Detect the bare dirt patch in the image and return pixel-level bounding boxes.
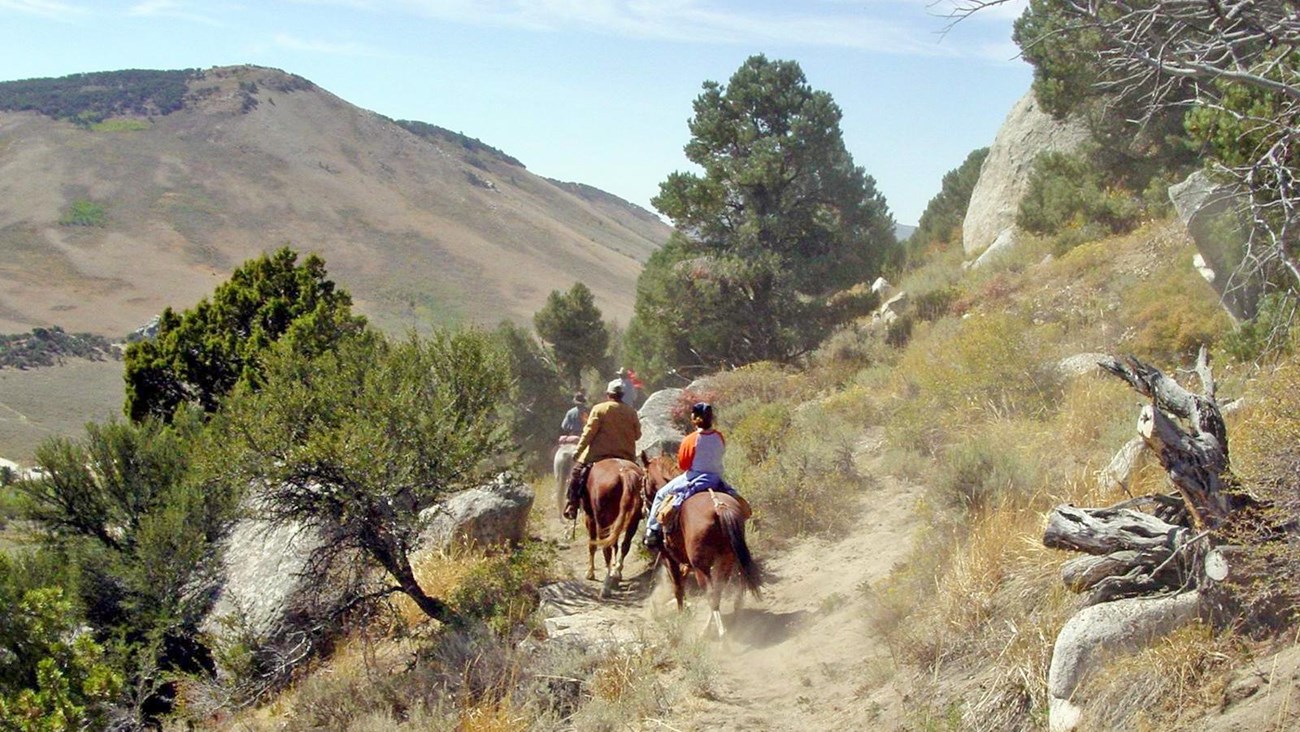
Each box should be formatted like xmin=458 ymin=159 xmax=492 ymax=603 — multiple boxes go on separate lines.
xmin=0 ymin=359 xmax=124 ymax=462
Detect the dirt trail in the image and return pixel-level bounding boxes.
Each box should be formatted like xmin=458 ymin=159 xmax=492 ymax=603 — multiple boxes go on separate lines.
xmin=543 ymin=427 xmax=924 ymax=731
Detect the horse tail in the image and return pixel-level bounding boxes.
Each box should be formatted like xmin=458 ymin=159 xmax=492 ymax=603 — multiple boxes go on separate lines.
xmin=718 ymin=504 xmax=762 ymax=599
xmin=589 ymin=469 xmax=641 ymax=549
xmin=590 ymin=505 xmax=631 ymax=549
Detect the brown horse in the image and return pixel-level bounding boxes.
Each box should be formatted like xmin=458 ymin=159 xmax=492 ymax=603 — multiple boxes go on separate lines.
xmin=579 ymin=457 xmax=646 ymax=598
xmin=642 ymin=454 xmax=762 ymax=638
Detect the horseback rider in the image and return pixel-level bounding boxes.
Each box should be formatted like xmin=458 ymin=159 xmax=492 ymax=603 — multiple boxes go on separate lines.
xmin=644 ymin=402 xmax=732 ymax=550
xmin=615 ymin=367 xmax=640 ymax=409
xmin=562 ymin=380 xmax=641 ymax=520
xmin=559 ymin=390 xmax=588 ymax=440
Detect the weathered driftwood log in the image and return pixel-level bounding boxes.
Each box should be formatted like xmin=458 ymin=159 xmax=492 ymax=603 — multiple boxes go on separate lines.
xmin=1044 ymin=505 xmax=1188 ymax=555
xmin=1099 ymin=349 xmax=1239 ymax=528
xmin=1047 ymin=503 xmax=1196 ymax=604
xmin=1047 ymin=351 xmax=1241 ymax=605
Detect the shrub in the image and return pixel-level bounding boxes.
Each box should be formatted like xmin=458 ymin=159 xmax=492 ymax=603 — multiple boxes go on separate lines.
xmin=1221 ymin=291 xmax=1296 ymax=363
xmin=1017 ymin=151 xmax=1143 ymax=242
xmin=0 ymin=573 xmax=123 ymax=732
xmin=894 ymin=312 xmax=1062 ymax=429
xmin=727 ymin=404 xmax=865 ymax=540
xmin=1119 ymin=261 xmax=1234 ymax=367
xmin=912 ymin=286 xmax=961 ymax=323
xmin=59 ymin=200 xmax=106 ymax=227
xmin=727 ymin=402 xmax=793 ymax=465
xmin=450 ymin=541 xmax=556 ymax=636
xmin=933 ymin=436 xmax=1037 ymax=519
xmin=884 ymin=313 xmax=913 ymax=349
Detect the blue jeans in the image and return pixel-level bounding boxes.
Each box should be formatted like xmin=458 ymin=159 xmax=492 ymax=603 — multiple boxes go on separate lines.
xmin=646 ymin=471 xmax=723 ymax=534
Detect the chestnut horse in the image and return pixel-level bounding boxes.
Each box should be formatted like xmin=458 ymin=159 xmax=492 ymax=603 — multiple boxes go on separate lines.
xmin=642 ymin=454 xmax=761 ymax=638
xmin=579 ymin=457 xmax=646 ymax=598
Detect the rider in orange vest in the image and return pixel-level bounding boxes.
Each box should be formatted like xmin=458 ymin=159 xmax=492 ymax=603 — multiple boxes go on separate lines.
xmin=644 ymin=402 xmax=727 ymax=550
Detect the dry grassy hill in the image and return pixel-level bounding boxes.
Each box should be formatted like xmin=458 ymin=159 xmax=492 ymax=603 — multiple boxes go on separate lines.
xmin=0 ymin=65 xmax=669 ymax=338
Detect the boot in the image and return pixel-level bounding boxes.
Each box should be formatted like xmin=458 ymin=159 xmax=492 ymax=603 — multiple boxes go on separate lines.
xmin=563 ymin=462 xmax=590 ymax=519
xmin=643 ymin=527 xmax=663 ymax=551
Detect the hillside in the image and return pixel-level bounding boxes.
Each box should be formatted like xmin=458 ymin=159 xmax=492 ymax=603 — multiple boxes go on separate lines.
xmin=0 ymin=66 xmax=669 ymax=338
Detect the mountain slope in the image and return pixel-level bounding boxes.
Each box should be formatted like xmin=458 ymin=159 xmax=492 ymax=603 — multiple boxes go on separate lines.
xmin=0 ymin=66 xmax=669 ymax=337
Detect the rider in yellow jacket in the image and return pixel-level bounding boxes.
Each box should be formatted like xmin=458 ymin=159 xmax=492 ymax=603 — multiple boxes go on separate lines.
xmin=562 ymin=379 xmax=641 ymax=519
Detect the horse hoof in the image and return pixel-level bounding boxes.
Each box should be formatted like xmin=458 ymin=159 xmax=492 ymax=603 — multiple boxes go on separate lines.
xmin=586 ymin=572 xmax=596 ymax=581
xmin=601 ymin=576 xmax=617 ymax=598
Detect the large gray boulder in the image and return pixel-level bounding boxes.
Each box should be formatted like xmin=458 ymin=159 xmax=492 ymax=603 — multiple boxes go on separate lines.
xmin=201 ymin=509 xmax=355 ymax=686
xmin=963 ymin=89 xmax=1090 ymax=257
xmin=204 ymin=516 xmax=329 ymax=646
xmin=418 ymin=472 xmax=534 ymax=553
xmin=637 ymin=388 xmax=686 ymax=460
xmin=1169 ymin=171 xmax=1257 ymax=321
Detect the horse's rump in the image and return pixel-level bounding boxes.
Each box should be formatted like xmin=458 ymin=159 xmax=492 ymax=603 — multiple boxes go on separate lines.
xmin=586 ymin=458 xmax=644 ymax=548
xmin=678 ymin=492 xmax=761 ymax=599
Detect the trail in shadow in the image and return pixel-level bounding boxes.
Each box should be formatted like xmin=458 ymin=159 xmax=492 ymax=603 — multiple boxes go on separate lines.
xmin=540 ymin=563 xmax=658 ymax=614
xmin=721 ymin=607 xmax=809 ymax=649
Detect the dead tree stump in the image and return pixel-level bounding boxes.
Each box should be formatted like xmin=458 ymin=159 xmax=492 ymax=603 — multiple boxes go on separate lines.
xmin=1045 ymin=348 xmax=1248 ymax=604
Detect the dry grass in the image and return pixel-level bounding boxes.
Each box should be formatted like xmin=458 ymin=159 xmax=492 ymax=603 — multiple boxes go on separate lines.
xmin=849 ymin=217 xmax=1265 ymax=729
xmin=1074 ymin=624 xmax=1239 ymax=731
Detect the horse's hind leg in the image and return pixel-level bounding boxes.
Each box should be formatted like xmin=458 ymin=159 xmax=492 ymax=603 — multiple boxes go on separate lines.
xmin=664 ymin=559 xmax=686 ymax=609
xmin=585 ymin=517 xmax=597 ymax=581
xmin=613 ymin=518 xmax=638 ymax=582
xmin=694 ymin=568 xmax=726 ymax=639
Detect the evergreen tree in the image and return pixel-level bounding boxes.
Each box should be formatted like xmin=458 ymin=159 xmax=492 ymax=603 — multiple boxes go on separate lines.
xmin=493 ymin=320 xmax=570 ymax=472
xmin=532 ymin=283 xmax=609 ymax=387
xmin=628 ymin=55 xmax=896 ymax=375
xmin=908 ymin=147 xmax=988 ymax=262
xmin=123 ymin=247 xmax=366 ymax=423
xmin=18 ymin=412 xmax=234 ymax=726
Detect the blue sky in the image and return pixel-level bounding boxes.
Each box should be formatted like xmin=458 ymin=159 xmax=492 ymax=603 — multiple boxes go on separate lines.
xmin=0 ymin=0 xmax=1031 ymax=225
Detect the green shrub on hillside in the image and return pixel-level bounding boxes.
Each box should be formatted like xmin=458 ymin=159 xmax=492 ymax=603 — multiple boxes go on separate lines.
xmin=450 ymin=542 xmax=555 ymax=637
xmin=0 ymin=584 xmax=122 ymax=731
xmin=934 ymin=436 xmax=1037 ymax=518
xmin=1221 ymin=292 xmax=1297 ymax=363
xmin=59 ymin=200 xmax=107 ymax=227
xmin=726 ymin=402 xmax=865 ymax=540
xmin=1017 ymin=151 xmax=1143 ymax=249
xmin=894 ymin=312 xmax=1066 ymax=449
xmin=1118 ymin=261 xmax=1234 ymax=366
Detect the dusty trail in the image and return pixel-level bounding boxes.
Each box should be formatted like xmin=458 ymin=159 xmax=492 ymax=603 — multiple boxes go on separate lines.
xmin=543 ymin=428 xmax=924 ymax=730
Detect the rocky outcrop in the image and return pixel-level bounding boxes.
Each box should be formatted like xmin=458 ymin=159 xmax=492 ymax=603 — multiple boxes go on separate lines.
xmin=1168 ymin=171 xmax=1257 ymax=321
xmin=637 ymin=388 xmax=686 ymax=459
xmin=963 ymin=89 xmax=1090 ymax=257
xmin=1056 ymin=352 xmax=1109 ymax=378
xmin=205 ymin=473 xmax=533 ymax=682
xmin=418 ymin=472 xmax=534 ymax=553
xmin=202 ymin=512 xmax=347 ymax=686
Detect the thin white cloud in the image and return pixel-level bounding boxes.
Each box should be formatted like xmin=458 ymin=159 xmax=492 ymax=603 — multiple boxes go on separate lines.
xmin=272 ymin=32 xmax=383 ymax=56
xmin=285 ymin=0 xmax=1016 ymax=58
xmin=0 ymin=0 xmax=90 ymax=20
xmin=128 ymin=0 xmax=224 ymax=25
